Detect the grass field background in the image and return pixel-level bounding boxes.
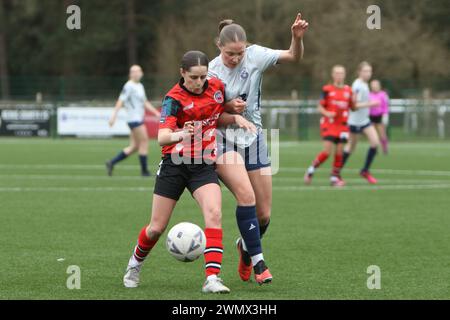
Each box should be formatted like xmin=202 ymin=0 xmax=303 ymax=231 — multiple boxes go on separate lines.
xmin=0 ymin=137 xmax=449 ymax=299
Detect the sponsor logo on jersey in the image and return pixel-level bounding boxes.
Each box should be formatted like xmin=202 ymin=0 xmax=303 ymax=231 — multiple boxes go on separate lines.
xmin=213 ymin=91 xmax=224 ymax=104
xmin=183 ymin=102 xmax=194 ymax=111
xmin=240 ymin=68 xmax=249 ymax=80
xmin=200 ymin=113 xmax=221 ymax=127
xmin=331 ymin=100 xmax=350 ymax=108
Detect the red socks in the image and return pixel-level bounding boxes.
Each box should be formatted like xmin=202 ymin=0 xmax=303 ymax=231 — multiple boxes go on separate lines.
xmin=332 ymin=153 xmax=343 ymax=176
xmin=132 ymin=226 xmax=224 ymax=277
xmin=133 ymin=226 xmax=158 ymax=263
xmin=313 ymin=151 xmax=329 ymax=168
xmin=204 ymin=228 xmax=224 ymax=277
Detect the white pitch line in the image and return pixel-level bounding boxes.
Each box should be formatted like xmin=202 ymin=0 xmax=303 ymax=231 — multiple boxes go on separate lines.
xmin=279 ymin=167 xmax=450 ymax=177
xmin=0 ymin=174 xmax=149 ymax=181
xmin=0 ymin=186 xmax=153 ymax=192
xmin=0 ymin=164 xmax=138 ymax=170
xmin=276 ymin=141 xmax=450 ymax=149
xmin=0 ymin=174 xmax=448 ymax=185
xmin=1 ymin=164 xmax=450 ymax=177
xmin=1 ymin=184 xmax=450 ymax=192
xmin=273 ymin=184 xmax=450 ymax=191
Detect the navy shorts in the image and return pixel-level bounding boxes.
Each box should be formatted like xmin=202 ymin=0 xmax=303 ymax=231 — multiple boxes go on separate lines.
xmin=127 ymin=121 xmax=144 ymax=130
xmin=349 ymin=122 xmax=372 ymax=134
xmin=217 ymin=132 xmax=271 ymax=172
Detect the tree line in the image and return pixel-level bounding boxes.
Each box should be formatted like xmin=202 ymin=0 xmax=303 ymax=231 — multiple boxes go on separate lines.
xmin=0 ymin=0 xmax=449 ymax=99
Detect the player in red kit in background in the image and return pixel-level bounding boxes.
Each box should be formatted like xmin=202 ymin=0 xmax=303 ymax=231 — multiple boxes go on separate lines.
xmin=304 ymin=65 xmax=355 ymax=187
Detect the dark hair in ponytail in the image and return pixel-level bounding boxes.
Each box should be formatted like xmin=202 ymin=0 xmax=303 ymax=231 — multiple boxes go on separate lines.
xmin=180 ymin=51 xmax=209 ymax=71
xmin=218 ymin=19 xmax=234 ymax=33
xmin=217 ymin=19 xmax=247 ymax=46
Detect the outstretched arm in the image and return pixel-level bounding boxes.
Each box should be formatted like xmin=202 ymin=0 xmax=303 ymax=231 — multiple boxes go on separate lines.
xmin=278 ymin=13 xmax=309 ymax=64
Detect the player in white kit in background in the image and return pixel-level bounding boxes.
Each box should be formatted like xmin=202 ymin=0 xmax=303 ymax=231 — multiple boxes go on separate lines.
xmin=342 ymin=61 xmax=381 ymax=184
xmin=208 ymin=14 xmax=309 ymax=283
xmin=107 ymin=65 xmax=160 ymax=177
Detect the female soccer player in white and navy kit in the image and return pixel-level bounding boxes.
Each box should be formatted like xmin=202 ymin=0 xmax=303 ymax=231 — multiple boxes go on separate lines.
xmin=208 ymin=14 xmax=308 ymax=283
xmin=107 ymin=65 xmax=160 ymax=177
xmin=342 ymin=61 xmax=381 ymax=184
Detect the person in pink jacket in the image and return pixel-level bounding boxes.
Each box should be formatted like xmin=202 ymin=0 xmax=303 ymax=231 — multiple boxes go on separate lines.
xmin=369 ymin=80 xmax=390 ymax=154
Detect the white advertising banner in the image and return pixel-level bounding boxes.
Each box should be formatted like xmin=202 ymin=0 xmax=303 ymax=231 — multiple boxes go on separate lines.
xmin=57 ymin=107 xmax=130 ymax=136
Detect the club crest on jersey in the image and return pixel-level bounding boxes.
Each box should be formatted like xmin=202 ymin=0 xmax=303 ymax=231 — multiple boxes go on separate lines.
xmin=344 ymin=92 xmax=350 ymax=99
xmin=240 ymin=69 xmax=249 ymax=80
xmin=214 ymin=91 xmax=224 ymax=104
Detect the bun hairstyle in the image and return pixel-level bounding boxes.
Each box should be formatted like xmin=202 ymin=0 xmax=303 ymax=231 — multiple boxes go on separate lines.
xmin=180 ymin=51 xmax=209 ymax=71
xmin=217 ymin=19 xmax=247 ymax=46
xmin=218 ymin=19 xmax=234 ymax=33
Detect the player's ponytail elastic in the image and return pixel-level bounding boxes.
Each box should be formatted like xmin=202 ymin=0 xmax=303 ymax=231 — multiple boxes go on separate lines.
xmin=217 ymin=19 xmax=247 ymax=46
xmin=180 ymin=51 xmax=209 ymax=71
xmin=218 ymin=19 xmax=234 ymax=33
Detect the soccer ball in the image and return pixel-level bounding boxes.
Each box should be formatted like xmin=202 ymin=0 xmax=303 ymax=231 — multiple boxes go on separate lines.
xmin=166 ymin=222 xmax=206 ymax=262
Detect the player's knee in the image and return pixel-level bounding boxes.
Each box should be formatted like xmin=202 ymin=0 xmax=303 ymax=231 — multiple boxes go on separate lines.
xmin=205 ymin=207 xmax=222 ymax=228
xmin=371 ymin=140 xmax=380 ymax=148
xmin=139 ymin=142 xmax=148 ymax=150
xmin=235 ymin=188 xmax=256 ymax=206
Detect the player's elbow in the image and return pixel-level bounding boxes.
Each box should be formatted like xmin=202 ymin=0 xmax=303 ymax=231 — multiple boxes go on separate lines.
xmin=157 ymin=133 xmax=169 ymax=146
xmin=293 ymin=53 xmax=302 ymax=63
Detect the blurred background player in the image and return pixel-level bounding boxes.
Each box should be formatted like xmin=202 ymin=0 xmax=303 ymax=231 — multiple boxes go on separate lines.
xmin=304 ymin=65 xmax=355 ymax=187
xmin=369 ymin=79 xmax=390 ymax=154
xmin=122 ymin=51 xmax=256 ymax=293
xmin=208 ymin=13 xmax=308 ymax=283
xmin=106 ymin=65 xmax=160 ymax=177
xmin=342 ymin=61 xmax=380 ymax=184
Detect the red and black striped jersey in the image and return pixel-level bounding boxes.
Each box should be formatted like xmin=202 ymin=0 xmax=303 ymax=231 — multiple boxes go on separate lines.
xmin=319 ymin=84 xmax=353 ymax=126
xmin=159 ymin=77 xmax=225 ymax=160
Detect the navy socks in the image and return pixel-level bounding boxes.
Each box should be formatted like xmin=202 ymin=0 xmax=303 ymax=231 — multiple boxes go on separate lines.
xmin=362 ymin=147 xmax=377 ymax=172
xmin=236 ymin=206 xmax=263 ymax=261
xmin=139 ymin=155 xmax=149 ymax=173
xmin=111 ymin=151 xmax=128 ymax=165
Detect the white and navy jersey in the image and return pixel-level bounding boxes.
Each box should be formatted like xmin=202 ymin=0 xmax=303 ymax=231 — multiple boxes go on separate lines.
xmin=118 ymin=80 xmax=147 ymax=123
xmin=348 ymin=78 xmax=371 ymax=126
xmin=208 ymin=45 xmax=282 ymax=148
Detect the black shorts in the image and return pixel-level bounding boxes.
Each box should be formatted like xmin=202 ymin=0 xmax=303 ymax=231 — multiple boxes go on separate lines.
xmin=349 ymin=123 xmax=372 ymax=134
xmin=323 ymin=135 xmax=348 ymax=144
xmin=153 ymin=156 xmax=220 ymax=201
xmin=370 ymin=115 xmax=383 ymax=124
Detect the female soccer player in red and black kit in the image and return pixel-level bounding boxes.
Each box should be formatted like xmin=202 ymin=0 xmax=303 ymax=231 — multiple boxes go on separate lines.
xmin=304 ymin=65 xmax=355 ymax=187
xmin=122 ymin=51 xmax=255 ymax=294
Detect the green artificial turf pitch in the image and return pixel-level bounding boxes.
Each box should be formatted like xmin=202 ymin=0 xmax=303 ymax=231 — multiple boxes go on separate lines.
xmin=0 ymin=138 xmax=449 ymax=299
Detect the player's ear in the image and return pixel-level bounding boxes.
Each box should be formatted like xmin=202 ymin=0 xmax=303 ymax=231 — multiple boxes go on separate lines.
xmin=180 ymin=68 xmax=185 ymax=78
xmin=215 ymin=37 xmax=221 ymax=49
